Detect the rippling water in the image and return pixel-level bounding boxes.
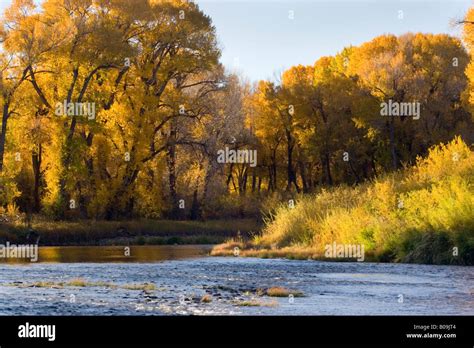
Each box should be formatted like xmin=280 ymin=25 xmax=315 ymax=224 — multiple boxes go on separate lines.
xmin=0 ymin=246 xmax=472 ymax=315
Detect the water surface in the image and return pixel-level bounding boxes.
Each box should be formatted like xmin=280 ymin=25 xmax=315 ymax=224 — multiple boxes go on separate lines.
xmin=0 ymin=245 xmax=212 ymax=263
xmin=0 ymin=246 xmax=472 ymax=315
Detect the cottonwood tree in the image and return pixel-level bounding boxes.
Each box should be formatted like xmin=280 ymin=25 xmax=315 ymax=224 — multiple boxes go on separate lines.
xmin=93 ymin=0 xmax=221 ymax=218
xmin=246 ymin=80 xmax=285 ymax=192
xmin=349 ymin=33 xmax=471 ymax=170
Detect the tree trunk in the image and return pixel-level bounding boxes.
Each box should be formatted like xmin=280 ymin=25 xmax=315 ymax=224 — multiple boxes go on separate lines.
xmin=285 ymin=130 xmax=299 ymax=192
xmin=251 ymin=168 xmax=257 ymax=193
xmin=202 ymin=155 xmax=219 ymax=219
xmin=166 ymin=130 xmax=179 ymax=219
xmin=388 ymin=117 xmax=398 ymax=170
xmin=31 ymin=144 xmax=42 ymax=212
xmin=190 ymin=189 xmax=200 ymax=220
xmin=322 ymin=152 xmax=333 ymax=186
xmin=226 ymin=163 xmax=235 ymax=191
xmin=298 ymin=160 xmax=308 ymax=193
xmin=0 ymin=102 xmax=10 ymax=172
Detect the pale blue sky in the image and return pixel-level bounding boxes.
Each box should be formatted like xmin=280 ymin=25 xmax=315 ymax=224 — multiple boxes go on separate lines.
xmin=0 ymin=0 xmax=471 ymax=82
xmin=195 ymin=0 xmax=472 ymax=82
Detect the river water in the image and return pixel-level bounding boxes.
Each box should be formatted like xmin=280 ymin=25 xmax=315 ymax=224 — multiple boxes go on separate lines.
xmin=0 ymin=246 xmax=472 ymax=315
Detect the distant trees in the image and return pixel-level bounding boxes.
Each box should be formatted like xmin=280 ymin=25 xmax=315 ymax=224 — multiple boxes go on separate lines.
xmin=349 ymin=33 xmax=470 ymax=169
xmin=0 ymin=0 xmax=473 ymax=220
xmin=246 ymin=33 xmax=473 ymax=194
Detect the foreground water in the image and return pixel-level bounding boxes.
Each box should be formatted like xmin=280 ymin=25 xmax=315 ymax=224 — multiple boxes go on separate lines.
xmin=0 ymin=246 xmax=472 ymax=315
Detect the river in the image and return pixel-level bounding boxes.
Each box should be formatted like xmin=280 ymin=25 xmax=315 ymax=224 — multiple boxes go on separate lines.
xmin=0 ymin=246 xmax=472 ymax=315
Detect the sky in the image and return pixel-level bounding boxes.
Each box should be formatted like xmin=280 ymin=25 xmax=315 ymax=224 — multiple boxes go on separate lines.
xmin=195 ymin=0 xmax=472 ymax=82
xmin=0 ymin=0 xmax=471 ymax=83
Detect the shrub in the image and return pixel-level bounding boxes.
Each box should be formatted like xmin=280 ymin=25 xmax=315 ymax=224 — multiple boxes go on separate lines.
xmin=255 ymin=137 xmax=474 ymax=265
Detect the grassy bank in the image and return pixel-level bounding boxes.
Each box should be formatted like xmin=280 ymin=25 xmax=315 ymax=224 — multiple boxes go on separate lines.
xmin=0 ymin=218 xmax=261 ymax=246
xmin=213 ymin=138 xmax=474 ymax=265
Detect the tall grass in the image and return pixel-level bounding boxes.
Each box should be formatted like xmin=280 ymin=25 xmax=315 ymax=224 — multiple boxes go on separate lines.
xmin=254 ymin=137 xmax=474 ymax=265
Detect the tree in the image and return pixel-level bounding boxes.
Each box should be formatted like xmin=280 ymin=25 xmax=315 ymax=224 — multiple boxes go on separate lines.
xmin=349 ymin=33 xmax=471 ymax=170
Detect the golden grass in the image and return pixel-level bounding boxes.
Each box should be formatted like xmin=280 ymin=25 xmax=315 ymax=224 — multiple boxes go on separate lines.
xmin=7 ymin=279 xmax=156 ymax=291
xmin=235 ymin=299 xmax=278 ymax=307
xmin=66 ymin=278 xmax=88 ymax=287
xmin=213 ymin=137 xmax=474 ymax=265
xmin=200 ymin=294 xmax=213 ymax=303
xmin=266 ymin=287 xmax=304 ymax=297
xmin=122 ymin=283 xmax=156 ymax=291
xmin=211 ymin=243 xmax=345 ymax=260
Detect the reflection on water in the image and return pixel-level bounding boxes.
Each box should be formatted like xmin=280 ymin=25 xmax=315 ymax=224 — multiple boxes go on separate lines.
xmin=0 ymin=245 xmax=213 ymax=263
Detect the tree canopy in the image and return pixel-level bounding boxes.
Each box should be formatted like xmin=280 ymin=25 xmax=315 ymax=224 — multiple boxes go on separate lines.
xmin=1 ymin=0 xmax=473 ymax=222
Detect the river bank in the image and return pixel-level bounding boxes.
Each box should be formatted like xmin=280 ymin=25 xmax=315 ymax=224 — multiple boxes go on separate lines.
xmin=0 ymin=218 xmax=260 ymax=246
xmin=215 ymin=139 xmax=474 ymax=266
